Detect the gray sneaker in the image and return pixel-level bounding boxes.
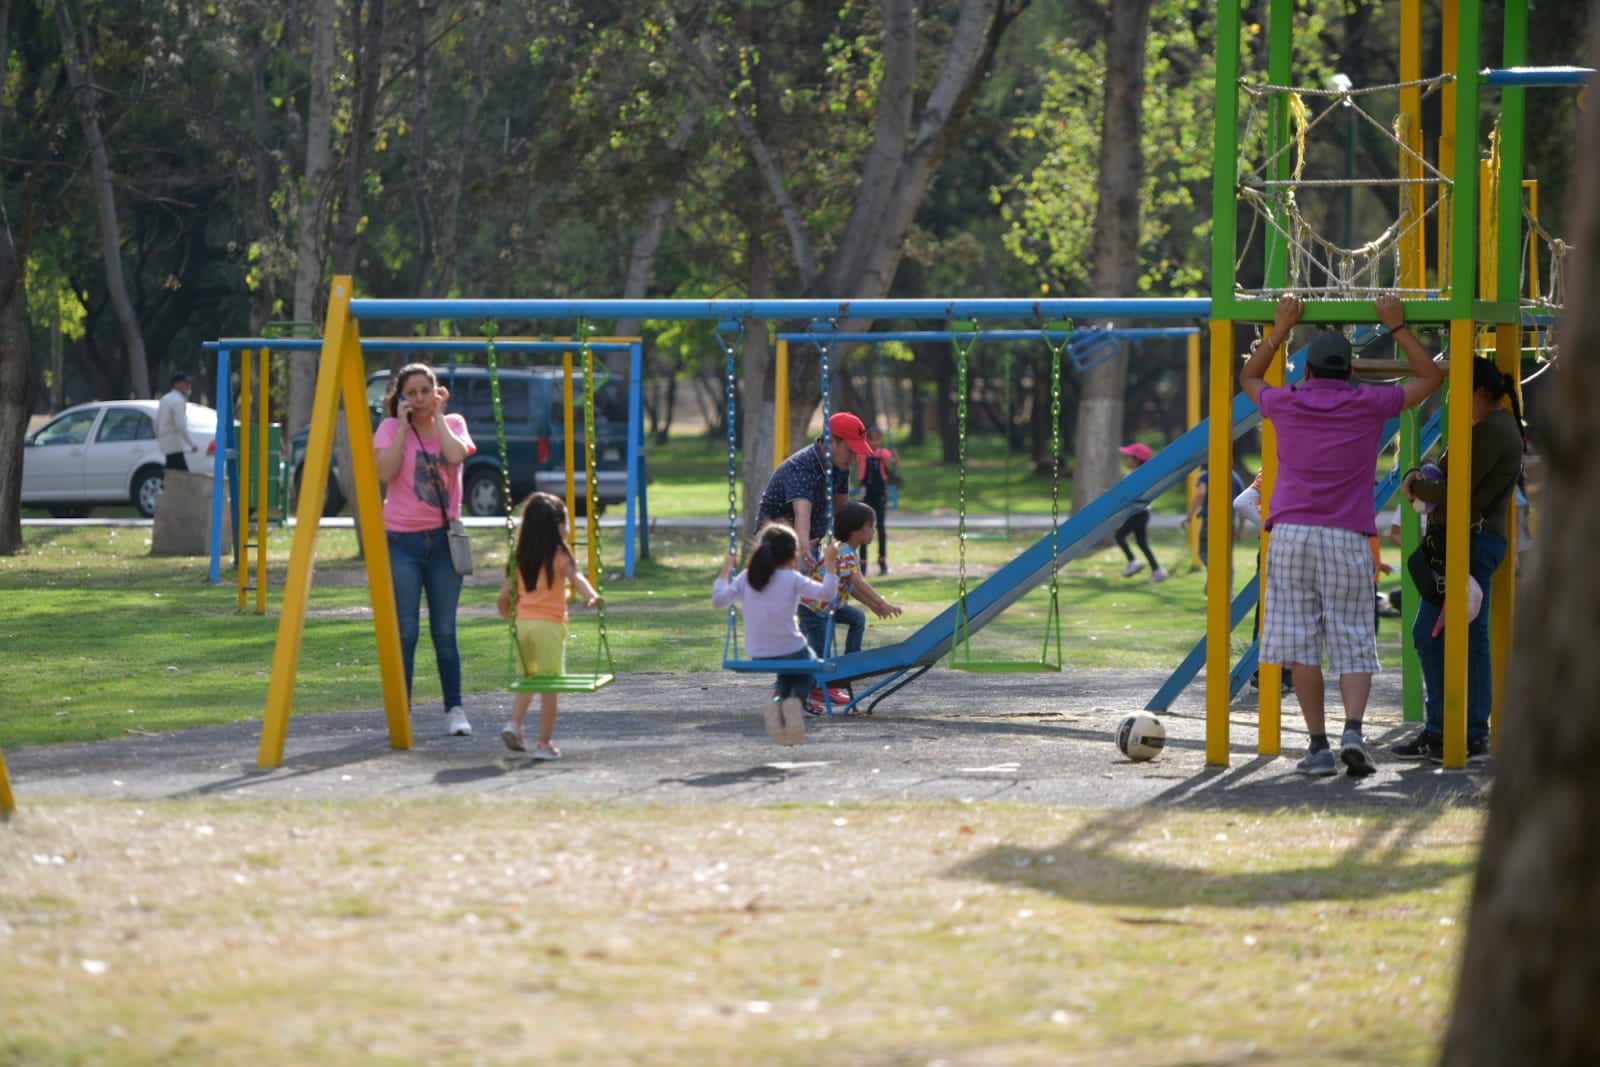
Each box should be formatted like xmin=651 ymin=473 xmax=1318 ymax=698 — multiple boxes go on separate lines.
xmin=1295 ymin=747 xmax=1338 ymax=776
xmin=1340 ymin=732 xmax=1377 ymax=777
xmin=446 ymin=706 xmax=472 ymax=737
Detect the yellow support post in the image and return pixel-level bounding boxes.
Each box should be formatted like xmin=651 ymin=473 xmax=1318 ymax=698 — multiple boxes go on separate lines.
xmin=1257 ymin=340 xmax=1285 ymax=757
xmin=1205 ymin=319 xmax=1234 ymax=767
xmin=0 ymin=744 xmax=15 ymax=819
xmin=1399 ymin=0 xmax=1426 ymax=291
xmin=773 ymin=338 xmax=791 ymax=466
xmin=1186 ymin=332 xmax=1202 ymax=567
xmin=1440 ymin=318 xmax=1475 ymax=770
xmin=256 ymin=349 xmax=270 ymax=615
xmin=237 ymin=348 xmax=254 ymax=612
xmin=259 ymin=277 xmax=411 ymax=768
xmin=1525 ymin=179 xmax=1541 ymax=349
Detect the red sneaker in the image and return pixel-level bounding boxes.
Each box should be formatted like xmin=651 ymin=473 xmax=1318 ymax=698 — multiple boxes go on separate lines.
xmin=827 ymin=687 xmax=852 ymax=706
xmin=810 ymin=687 xmax=851 ymax=708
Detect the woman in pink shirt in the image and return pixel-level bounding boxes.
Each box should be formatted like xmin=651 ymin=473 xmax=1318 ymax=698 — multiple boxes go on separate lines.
xmin=374 ymin=363 xmax=477 ymax=738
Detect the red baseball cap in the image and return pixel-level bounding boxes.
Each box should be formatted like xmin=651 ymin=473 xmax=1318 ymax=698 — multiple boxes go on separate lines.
xmin=828 ymin=412 xmax=873 ymax=456
xmin=1119 ymin=442 xmax=1153 ymax=462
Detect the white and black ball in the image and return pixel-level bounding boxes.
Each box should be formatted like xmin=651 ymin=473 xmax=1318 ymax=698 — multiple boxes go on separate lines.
xmin=1115 ymin=713 xmax=1166 ymax=762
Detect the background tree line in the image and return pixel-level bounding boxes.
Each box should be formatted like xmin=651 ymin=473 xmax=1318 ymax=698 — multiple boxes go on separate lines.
xmin=0 ymin=0 xmax=1587 ymax=546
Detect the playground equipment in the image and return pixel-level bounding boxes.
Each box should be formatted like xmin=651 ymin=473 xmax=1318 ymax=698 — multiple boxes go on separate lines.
xmin=719 ymin=316 xmax=842 ymax=678
xmin=948 ymin=320 xmax=1066 ymax=674
xmin=258 ymin=289 xmax=1212 ymax=767
xmin=1205 ymin=0 xmax=1583 ymax=769
xmin=483 ymin=327 xmax=617 ymax=694
xmin=0 ymin=745 xmax=14 ymax=820
xmin=203 ymin=335 xmax=651 ymax=608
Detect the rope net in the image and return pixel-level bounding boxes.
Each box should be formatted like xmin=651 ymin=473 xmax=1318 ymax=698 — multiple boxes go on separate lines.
xmin=1233 ymin=75 xmax=1454 ymax=300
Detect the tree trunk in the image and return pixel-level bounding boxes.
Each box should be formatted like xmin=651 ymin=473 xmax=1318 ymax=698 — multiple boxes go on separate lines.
xmin=0 ymin=0 xmax=25 ymax=553
xmin=289 ymin=0 xmax=337 ymax=446
xmin=1441 ymin=10 xmax=1600 ymax=1059
xmin=0 ymin=190 xmax=30 ymax=556
xmin=738 ymin=231 xmax=775 ymax=541
xmin=55 ymin=0 xmax=149 ymax=398
xmin=431 ymin=0 xmax=497 ymax=301
xmin=1070 ymin=0 xmax=1152 ymax=514
xmin=404 ymin=0 xmax=437 ymax=306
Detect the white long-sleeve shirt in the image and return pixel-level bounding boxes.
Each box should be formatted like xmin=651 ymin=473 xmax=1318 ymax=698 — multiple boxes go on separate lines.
xmin=155 ymin=389 xmax=197 ymax=454
xmin=713 ymin=568 xmax=838 ymax=658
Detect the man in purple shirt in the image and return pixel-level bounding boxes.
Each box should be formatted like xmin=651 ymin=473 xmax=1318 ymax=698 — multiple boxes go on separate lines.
xmin=1240 ymin=295 xmax=1444 ymax=777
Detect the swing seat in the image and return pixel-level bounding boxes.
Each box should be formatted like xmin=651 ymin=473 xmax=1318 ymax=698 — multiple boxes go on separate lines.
xmin=949 ymin=659 xmax=1062 ymax=674
xmin=722 ymin=656 xmax=837 ymax=675
xmin=508 ymin=672 xmax=615 ymax=694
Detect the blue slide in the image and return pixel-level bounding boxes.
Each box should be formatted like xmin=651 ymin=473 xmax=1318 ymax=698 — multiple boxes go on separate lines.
xmin=817 ymin=378 xmax=1279 ymax=712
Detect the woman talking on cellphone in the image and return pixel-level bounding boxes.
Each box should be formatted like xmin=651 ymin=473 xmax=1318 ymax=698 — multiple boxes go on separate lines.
xmin=374 ymin=363 xmax=477 ymax=737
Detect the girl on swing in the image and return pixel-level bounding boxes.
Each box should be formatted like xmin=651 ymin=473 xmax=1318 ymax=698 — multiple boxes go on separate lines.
xmin=714 ymin=523 xmax=838 ymax=746
xmin=498 ymin=492 xmax=600 ymax=759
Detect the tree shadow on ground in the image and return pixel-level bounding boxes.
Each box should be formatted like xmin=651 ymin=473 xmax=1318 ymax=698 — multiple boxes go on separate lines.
xmin=949 ymin=784 xmax=1476 ymax=909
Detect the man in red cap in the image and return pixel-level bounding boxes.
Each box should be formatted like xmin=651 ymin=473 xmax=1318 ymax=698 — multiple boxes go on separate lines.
xmin=1113 ymin=442 xmax=1168 ymax=582
xmin=757 ymin=411 xmax=871 ymax=708
xmin=757 ymin=411 xmax=870 ymax=560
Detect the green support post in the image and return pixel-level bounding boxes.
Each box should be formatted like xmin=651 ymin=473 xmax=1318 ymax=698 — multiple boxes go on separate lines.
xmin=1211 ymin=0 xmax=1241 ymax=307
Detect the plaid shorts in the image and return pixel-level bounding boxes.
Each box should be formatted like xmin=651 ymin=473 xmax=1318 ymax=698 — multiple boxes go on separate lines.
xmin=1262 ymin=524 xmax=1380 ymax=676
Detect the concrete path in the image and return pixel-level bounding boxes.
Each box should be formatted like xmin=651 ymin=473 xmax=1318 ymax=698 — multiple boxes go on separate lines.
xmin=8 ymin=669 xmax=1488 ymax=811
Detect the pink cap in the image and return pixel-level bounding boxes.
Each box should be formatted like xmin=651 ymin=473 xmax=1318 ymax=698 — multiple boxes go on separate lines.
xmin=1119 ymin=442 xmax=1154 ymax=463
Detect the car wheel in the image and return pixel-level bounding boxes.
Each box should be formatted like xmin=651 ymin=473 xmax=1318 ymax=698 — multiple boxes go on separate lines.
xmin=464 ymin=468 xmax=504 ymax=518
xmin=132 ymin=465 xmax=166 ymax=518
xmin=293 ymin=463 xmax=346 ymax=517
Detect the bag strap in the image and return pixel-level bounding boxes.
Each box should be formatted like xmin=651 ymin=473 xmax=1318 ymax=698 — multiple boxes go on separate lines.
xmin=412 ymin=424 xmax=453 ymax=528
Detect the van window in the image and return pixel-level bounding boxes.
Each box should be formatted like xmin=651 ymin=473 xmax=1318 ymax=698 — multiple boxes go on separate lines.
xmin=456 ymin=376 xmax=530 ymax=427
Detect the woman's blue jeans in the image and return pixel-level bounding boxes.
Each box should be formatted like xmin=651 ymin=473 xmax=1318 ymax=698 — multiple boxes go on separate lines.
xmin=388 ymin=526 xmax=464 ymax=709
xmin=1412 ymin=530 xmax=1507 ymax=743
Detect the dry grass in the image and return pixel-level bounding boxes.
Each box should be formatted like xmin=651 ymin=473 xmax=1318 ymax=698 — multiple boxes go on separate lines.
xmin=1 ymin=798 xmax=1478 ymax=1066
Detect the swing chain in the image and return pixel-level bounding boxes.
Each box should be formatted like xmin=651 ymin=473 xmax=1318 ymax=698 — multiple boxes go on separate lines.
xmin=577 ymin=319 xmax=613 ymax=671
xmin=481 ymin=320 xmax=525 ymax=680
xmin=716 ymin=319 xmax=746 ymax=556
xmin=811 ymin=319 xmax=837 ymax=554
xmin=1043 ymin=318 xmax=1069 ymax=668
xmin=950 ymin=321 xmax=980 ymax=652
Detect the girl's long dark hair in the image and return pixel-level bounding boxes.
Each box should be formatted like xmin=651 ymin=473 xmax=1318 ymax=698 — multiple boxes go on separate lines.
xmin=747 ymin=523 xmax=798 ymax=592
xmin=383 ymin=363 xmax=437 ymax=418
xmin=516 ymin=492 xmax=571 ymax=592
xmin=1472 ymin=357 xmax=1528 ymax=450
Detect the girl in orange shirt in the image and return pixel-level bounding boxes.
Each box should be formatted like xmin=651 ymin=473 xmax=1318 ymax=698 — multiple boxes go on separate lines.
xmin=497 ymin=492 xmax=599 ymax=759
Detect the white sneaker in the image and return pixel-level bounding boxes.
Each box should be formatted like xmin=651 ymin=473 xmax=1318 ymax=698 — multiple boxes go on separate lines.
xmin=763 ymin=698 xmax=785 ymax=744
xmin=1149 ymin=568 xmax=1170 ymax=584
xmin=779 ymin=696 xmax=806 ymax=746
xmin=1122 ymin=559 xmax=1146 ymax=578
xmin=446 ymin=706 xmax=472 ymax=736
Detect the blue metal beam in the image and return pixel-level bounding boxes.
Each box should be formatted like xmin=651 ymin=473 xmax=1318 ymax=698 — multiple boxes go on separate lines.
xmin=345 ymin=298 xmax=1214 ymax=323
xmin=203 ymin=338 xmax=634 ymax=353
xmin=1481 ymin=65 xmax=1592 ymax=87
xmin=774 ymin=328 xmax=1201 ymax=343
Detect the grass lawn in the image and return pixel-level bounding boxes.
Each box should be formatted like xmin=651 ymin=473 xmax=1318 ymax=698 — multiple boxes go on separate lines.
xmin=0 ymin=797 xmax=1478 ymax=1065
xmin=0 ymin=523 xmax=1411 ymax=748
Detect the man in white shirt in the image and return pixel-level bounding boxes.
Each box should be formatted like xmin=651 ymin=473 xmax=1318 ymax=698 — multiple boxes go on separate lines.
xmin=155 ymin=372 xmax=199 ymax=471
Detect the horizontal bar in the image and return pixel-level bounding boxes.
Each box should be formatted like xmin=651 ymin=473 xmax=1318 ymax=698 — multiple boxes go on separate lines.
xmin=774 ymin=327 xmax=1201 ymax=343
xmin=203 ymin=338 xmax=633 ymax=353
xmin=1482 ymin=65 xmax=1593 ymax=87
xmin=345 ymin=297 xmax=1214 ymax=322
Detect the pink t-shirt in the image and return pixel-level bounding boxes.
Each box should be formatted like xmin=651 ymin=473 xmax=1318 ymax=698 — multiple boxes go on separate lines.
xmin=373 ymin=414 xmax=476 ymax=532
xmin=1257 ymin=380 xmax=1403 ymax=535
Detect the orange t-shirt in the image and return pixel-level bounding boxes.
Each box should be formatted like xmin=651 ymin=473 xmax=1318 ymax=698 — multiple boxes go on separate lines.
xmin=515 ymin=561 xmax=568 ymax=623
xmin=1368 ymin=535 xmax=1384 ymax=583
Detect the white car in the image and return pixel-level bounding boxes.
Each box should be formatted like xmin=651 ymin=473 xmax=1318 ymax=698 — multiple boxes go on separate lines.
xmin=22 ymin=400 xmax=218 ymax=518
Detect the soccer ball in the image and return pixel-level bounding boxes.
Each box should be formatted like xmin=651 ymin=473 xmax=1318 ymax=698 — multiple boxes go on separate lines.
xmin=1115 ymin=713 xmax=1166 ymax=762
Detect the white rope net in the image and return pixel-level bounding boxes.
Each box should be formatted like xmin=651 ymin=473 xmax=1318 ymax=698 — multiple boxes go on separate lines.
xmin=1233 ymin=75 xmax=1454 ymax=300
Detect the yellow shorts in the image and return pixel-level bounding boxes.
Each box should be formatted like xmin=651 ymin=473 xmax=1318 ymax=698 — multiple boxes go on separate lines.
xmin=514 ymin=619 xmax=568 ymax=676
